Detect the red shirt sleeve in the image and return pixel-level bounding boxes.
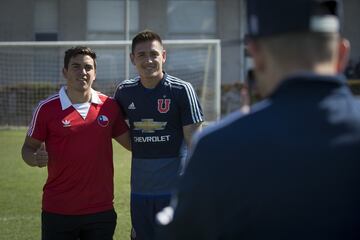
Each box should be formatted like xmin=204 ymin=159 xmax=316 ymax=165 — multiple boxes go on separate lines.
xmin=111 ymin=101 xmax=129 ymax=138
xmin=27 ymin=102 xmax=48 ymax=141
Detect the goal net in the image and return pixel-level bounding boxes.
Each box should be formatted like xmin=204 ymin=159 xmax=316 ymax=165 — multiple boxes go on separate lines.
xmin=0 ymin=40 xmax=221 ymax=127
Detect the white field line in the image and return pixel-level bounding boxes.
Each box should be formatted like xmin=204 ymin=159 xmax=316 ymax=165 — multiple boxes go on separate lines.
xmin=0 ymin=215 xmax=37 ymax=221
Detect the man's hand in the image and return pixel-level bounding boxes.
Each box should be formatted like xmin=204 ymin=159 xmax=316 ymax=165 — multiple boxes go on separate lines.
xmin=33 ymin=143 xmax=48 ymax=168
xmin=22 ymin=137 xmax=48 ymax=168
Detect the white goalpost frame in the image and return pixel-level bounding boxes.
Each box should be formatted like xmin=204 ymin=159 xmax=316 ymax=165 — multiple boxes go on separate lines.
xmin=0 ymin=39 xmax=221 ymax=127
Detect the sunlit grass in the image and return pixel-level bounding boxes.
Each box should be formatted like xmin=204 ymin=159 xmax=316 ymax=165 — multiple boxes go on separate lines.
xmin=0 ymin=129 xmax=132 ymax=239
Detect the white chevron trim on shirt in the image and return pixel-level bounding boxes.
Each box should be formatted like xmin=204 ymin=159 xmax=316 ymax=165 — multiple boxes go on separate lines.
xmin=27 ymin=94 xmax=59 ymax=136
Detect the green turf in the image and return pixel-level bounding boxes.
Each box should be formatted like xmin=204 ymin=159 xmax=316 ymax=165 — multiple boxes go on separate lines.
xmin=0 ymin=129 xmax=132 ymax=239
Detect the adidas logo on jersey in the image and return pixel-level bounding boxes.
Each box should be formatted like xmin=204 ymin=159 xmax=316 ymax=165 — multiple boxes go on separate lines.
xmin=128 ymin=102 xmax=136 ymax=110
xmin=62 ymin=119 xmax=71 ymax=127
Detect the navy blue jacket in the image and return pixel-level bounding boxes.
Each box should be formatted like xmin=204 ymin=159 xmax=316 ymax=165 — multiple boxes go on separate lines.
xmin=157 ymin=73 xmax=360 ymax=240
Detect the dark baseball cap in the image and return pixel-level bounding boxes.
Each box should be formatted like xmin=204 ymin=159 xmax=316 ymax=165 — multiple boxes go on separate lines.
xmin=246 ymin=0 xmax=342 ymax=38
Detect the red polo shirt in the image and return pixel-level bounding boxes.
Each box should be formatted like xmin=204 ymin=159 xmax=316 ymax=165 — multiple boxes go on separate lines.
xmin=27 ymin=87 xmax=128 ymax=215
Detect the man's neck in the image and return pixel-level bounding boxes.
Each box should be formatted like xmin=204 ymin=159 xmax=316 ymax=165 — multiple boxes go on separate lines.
xmin=141 ymin=78 xmax=162 ymax=89
xmin=140 ymin=74 xmax=163 ymax=89
xmin=66 ymin=88 xmax=92 ymax=104
xmin=263 ymin=61 xmax=337 ymax=97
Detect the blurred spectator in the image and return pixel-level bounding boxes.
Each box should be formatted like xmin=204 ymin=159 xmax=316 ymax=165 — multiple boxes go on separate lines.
xmin=345 ymin=57 xmax=360 ymax=79
xmin=222 ymin=82 xmax=250 ymax=115
xmin=240 ymin=84 xmax=251 ymax=114
xmin=247 ymin=69 xmax=262 ymax=104
xmin=344 ymin=59 xmax=355 ymax=79
xmin=355 ymin=58 xmax=360 ymax=79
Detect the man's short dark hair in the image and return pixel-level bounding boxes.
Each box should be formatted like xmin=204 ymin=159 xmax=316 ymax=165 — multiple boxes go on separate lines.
xmin=131 ymin=30 xmax=163 ymax=53
xmin=64 ymin=46 xmax=97 ymax=69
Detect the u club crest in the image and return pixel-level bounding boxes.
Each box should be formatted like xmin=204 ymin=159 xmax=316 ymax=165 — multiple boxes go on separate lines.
xmin=157 ymin=99 xmax=171 ymax=113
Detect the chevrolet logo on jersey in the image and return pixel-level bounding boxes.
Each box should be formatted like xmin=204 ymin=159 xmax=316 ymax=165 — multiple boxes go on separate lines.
xmin=133 ymin=119 xmax=167 ymax=133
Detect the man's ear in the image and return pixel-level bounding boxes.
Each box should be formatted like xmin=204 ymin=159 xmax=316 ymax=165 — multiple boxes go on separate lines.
xmin=130 ymin=53 xmax=135 ymax=65
xmin=62 ymin=68 xmax=67 ymax=79
xmin=337 ymin=38 xmax=350 ymax=73
xmin=247 ymin=40 xmax=265 ymax=72
xmin=162 ymin=49 xmax=167 ymax=64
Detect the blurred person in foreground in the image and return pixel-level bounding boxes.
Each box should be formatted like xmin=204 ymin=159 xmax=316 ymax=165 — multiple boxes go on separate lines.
xmin=21 ymin=46 xmax=131 ymax=240
xmin=156 ymin=0 xmax=360 ymax=239
xmin=114 ymin=30 xmax=203 ymax=240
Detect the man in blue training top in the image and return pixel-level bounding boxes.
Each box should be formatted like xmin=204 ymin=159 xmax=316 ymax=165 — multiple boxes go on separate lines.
xmin=156 ymin=0 xmax=360 ymax=239
xmin=114 ymin=30 xmax=203 ymax=240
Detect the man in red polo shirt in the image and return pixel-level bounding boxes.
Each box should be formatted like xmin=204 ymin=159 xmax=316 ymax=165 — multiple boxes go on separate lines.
xmin=21 ymin=46 xmax=131 ymax=240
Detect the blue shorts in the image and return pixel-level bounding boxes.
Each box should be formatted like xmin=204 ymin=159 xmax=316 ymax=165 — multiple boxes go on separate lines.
xmin=130 ymin=194 xmax=171 ymax=240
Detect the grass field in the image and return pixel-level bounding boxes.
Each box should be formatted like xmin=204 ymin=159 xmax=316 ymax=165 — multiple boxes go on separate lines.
xmin=0 ymin=129 xmax=132 ymax=239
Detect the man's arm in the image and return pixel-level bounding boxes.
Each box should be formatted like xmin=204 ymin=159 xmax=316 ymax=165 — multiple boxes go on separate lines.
xmin=114 ymin=130 xmax=131 ymax=151
xmin=21 ymin=136 xmax=48 ymax=167
xmin=182 ymin=122 xmax=202 ymax=147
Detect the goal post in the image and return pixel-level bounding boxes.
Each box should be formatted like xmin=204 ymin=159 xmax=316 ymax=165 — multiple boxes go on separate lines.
xmin=0 ymin=40 xmax=221 ymax=127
